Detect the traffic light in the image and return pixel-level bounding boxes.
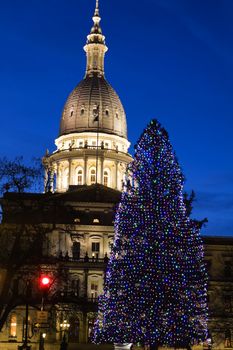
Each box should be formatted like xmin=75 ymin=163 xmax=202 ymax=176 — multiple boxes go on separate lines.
xmin=40 ymin=276 xmax=50 ymax=287
xmin=39 ymin=275 xmax=51 ymax=297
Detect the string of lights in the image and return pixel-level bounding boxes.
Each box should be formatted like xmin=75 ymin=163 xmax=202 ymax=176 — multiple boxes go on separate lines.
xmin=93 ymin=119 xmax=208 ymax=347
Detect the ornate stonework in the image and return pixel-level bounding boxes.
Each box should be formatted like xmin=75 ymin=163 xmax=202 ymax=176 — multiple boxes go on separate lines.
xmin=43 ymin=0 xmax=131 ymax=193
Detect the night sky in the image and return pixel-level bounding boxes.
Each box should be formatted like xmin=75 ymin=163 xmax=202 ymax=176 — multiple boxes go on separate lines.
xmin=0 ymin=0 xmax=232 ymax=236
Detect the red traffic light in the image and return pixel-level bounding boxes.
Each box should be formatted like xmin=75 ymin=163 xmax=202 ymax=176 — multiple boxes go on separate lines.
xmin=39 ymin=276 xmax=51 ymax=288
xmin=41 ymin=277 xmax=50 ymax=286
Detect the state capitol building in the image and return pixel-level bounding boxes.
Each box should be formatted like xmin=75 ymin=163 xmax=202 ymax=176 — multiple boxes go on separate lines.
xmin=0 ymin=1 xmax=232 ymax=350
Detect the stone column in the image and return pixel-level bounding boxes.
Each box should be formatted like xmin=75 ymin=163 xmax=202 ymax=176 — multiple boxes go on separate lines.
xmin=56 ymin=162 xmax=60 ymax=192
xmin=100 ymin=157 xmax=104 ymax=185
xmin=103 ymin=233 xmax=108 ymax=255
xmin=114 ymin=161 xmax=119 ymax=190
xmin=69 ymin=160 xmax=72 ymax=186
xmin=49 ymin=167 xmax=55 ymax=192
xmin=84 ymin=270 xmax=88 ymax=298
xmin=84 ymin=156 xmax=88 ymax=185
xmin=44 ymin=168 xmax=48 ymax=193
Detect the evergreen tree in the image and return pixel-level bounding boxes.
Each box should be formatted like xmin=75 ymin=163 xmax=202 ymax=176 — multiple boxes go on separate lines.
xmin=93 ymin=120 xmax=208 ymax=347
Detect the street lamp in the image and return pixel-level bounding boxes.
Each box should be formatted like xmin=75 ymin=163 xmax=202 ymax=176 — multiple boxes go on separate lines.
xmin=39 ymin=333 xmax=46 ymax=350
xmin=60 ymin=319 xmax=70 ymax=335
xmin=60 ymin=320 xmax=70 ymax=349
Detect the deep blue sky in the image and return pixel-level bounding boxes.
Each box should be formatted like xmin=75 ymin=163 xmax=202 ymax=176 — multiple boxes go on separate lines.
xmin=0 ymin=0 xmax=232 ymax=236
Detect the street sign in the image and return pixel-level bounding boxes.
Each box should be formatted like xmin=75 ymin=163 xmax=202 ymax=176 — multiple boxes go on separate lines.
xmin=36 ymin=311 xmax=48 ymax=323
xmin=34 ymin=322 xmax=50 ymax=329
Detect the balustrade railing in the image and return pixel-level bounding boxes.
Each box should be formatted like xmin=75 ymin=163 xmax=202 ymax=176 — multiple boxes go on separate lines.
xmin=52 ymin=144 xmax=129 ymax=156
xmin=58 ymin=256 xmax=109 ymax=264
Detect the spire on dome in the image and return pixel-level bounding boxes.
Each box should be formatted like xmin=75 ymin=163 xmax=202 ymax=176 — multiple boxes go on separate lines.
xmin=91 ymin=0 xmax=101 ymax=33
xmin=94 ymin=0 xmax=99 ymax=17
xmin=84 ymin=0 xmax=108 ymax=77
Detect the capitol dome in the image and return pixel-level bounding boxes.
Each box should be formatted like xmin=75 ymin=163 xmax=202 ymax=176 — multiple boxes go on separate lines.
xmin=59 ymin=75 xmax=127 ymax=139
xmin=59 ymin=1 xmax=127 ymax=140
xmin=43 ymin=0 xmax=132 ymax=194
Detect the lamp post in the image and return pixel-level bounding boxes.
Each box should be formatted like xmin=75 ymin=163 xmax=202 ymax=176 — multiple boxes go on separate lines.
xmin=39 ymin=333 xmax=46 ymax=350
xmin=19 ymin=280 xmax=31 ymax=350
xmin=60 ymin=320 xmax=70 ymax=350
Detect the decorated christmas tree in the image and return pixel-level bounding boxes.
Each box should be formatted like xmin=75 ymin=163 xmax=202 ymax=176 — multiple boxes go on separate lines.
xmin=93 ymin=120 xmax=208 ymax=348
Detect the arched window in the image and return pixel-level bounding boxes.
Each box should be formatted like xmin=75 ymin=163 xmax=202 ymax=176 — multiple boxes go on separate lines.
xmin=76 ymin=168 xmax=83 ymax=185
xmin=70 ymin=105 xmax=74 ymax=117
xmin=90 ymin=168 xmax=96 ymax=184
xmin=9 ymin=314 xmax=17 ymax=338
xmin=103 ymin=169 xmax=110 ymax=187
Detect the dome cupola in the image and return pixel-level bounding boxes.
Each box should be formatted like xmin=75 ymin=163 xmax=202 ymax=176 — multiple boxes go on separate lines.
xmin=59 ymin=0 xmax=127 ymax=140
xmin=44 ymin=1 xmax=132 ymax=193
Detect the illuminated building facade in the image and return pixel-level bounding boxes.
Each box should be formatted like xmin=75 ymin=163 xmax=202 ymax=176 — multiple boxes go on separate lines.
xmin=0 ymin=2 xmax=232 ymax=350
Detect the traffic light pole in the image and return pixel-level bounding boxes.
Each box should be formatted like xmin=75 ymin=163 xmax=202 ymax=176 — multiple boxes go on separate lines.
xmin=38 ymin=276 xmax=51 ymax=350
xmin=19 ymin=280 xmax=31 ymax=350
xmin=24 ymin=298 xmax=29 ymax=347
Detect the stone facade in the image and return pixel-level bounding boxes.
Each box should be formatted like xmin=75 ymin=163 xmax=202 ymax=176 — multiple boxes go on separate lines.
xmin=204 ymin=237 xmax=233 ymax=350
xmin=0 ymin=190 xmax=232 ymax=350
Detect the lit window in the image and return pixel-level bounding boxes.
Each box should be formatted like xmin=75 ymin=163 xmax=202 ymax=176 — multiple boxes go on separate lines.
xmin=103 ymin=170 xmax=109 ymax=187
xmin=10 ymin=315 xmax=17 ymax=337
xmin=92 ymin=242 xmax=100 ymax=259
xmin=90 ymin=169 xmax=96 ymax=184
xmin=92 ymin=242 xmax=100 ymax=252
xmin=77 ymin=169 xmax=83 ymax=185
xmin=93 ymin=218 xmax=99 ymax=223
xmin=90 ymin=282 xmax=98 ymax=299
